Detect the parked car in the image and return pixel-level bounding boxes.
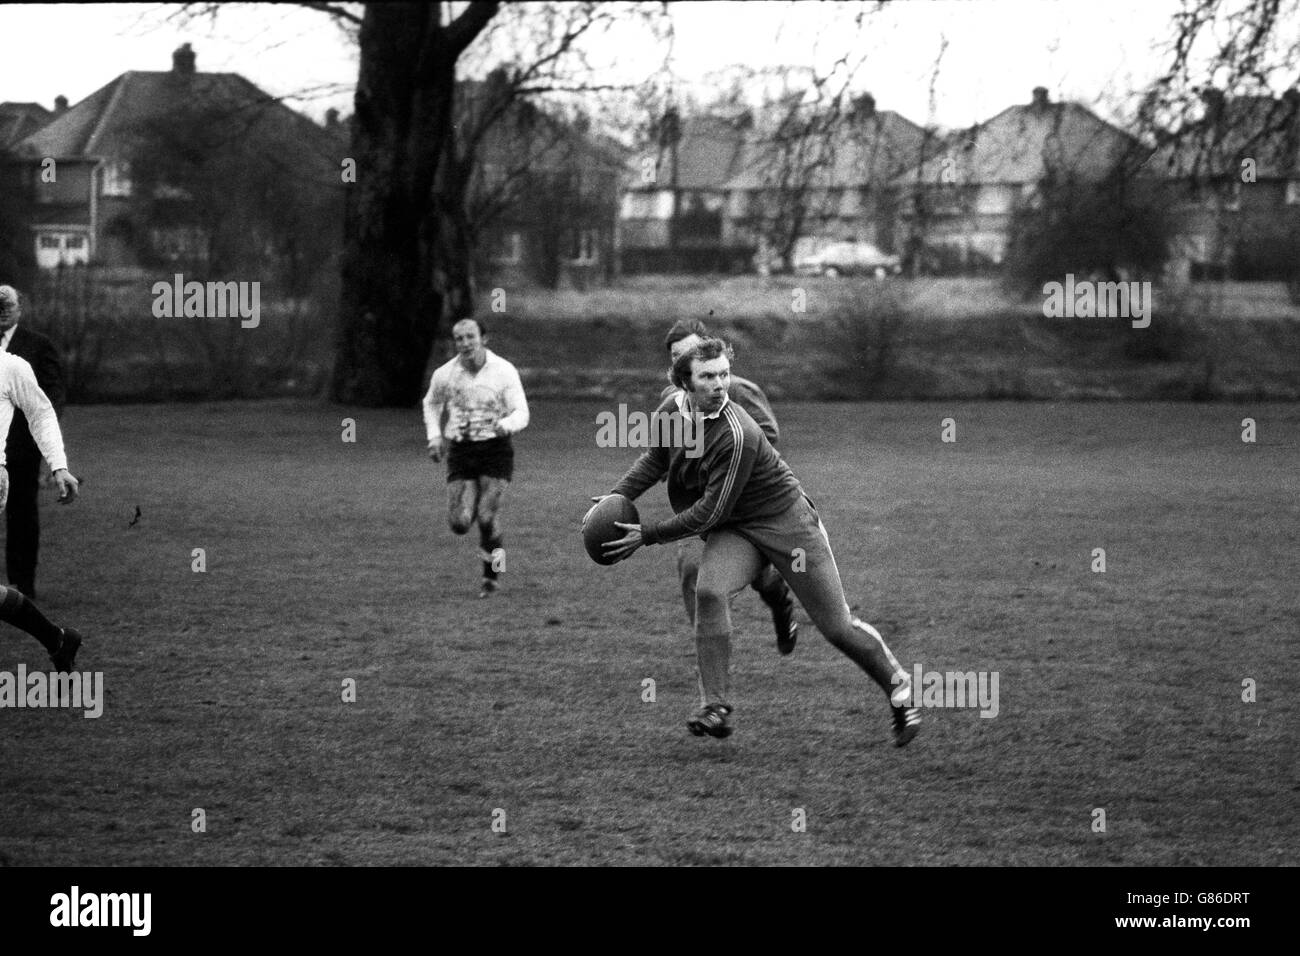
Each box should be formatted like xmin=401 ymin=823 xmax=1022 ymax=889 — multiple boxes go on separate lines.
xmin=794 ymin=241 xmax=902 ymax=278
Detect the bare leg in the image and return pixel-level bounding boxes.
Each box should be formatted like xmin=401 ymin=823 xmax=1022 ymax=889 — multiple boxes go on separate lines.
xmin=474 ymin=477 xmax=509 ymax=580
xmin=447 ymin=479 xmax=477 ymax=535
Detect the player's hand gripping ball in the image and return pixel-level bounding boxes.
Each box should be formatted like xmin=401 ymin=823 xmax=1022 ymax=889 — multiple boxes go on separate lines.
xmin=582 ymin=494 xmax=639 ymax=565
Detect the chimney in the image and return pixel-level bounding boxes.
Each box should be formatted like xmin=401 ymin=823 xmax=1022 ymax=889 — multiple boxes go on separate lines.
xmin=54 ymin=95 xmax=68 ymax=114
xmin=173 ymin=42 xmax=196 ymax=75
xmin=1031 ymin=86 xmax=1049 ymax=110
xmin=325 ymin=108 xmax=339 ymax=130
xmin=853 ymin=93 xmax=877 ymax=120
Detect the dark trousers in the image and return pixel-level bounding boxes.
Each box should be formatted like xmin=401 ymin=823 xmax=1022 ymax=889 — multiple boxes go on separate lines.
xmin=4 ymin=452 xmax=41 ymax=598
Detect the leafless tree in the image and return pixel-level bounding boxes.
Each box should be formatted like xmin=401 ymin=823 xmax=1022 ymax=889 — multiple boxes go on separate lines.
xmin=1133 ymin=0 xmax=1300 ymax=293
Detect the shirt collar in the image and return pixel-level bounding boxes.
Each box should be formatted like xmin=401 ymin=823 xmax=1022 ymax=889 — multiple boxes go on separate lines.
xmin=457 ymin=347 xmax=493 ymax=372
xmin=0 ymin=325 xmax=15 ymax=351
xmin=675 ymin=390 xmax=729 ymax=420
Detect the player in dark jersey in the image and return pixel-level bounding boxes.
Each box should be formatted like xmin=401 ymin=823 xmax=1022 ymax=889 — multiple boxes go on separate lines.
xmin=602 ymin=337 xmax=921 ymax=746
xmin=659 ymin=320 xmax=797 ymax=655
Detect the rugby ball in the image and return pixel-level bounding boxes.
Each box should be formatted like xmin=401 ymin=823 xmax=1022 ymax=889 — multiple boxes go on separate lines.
xmin=582 ymin=494 xmax=640 ymax=565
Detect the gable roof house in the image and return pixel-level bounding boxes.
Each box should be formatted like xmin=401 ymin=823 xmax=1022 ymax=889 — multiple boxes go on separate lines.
xmin=722 ymin=93 xmax=928 ymax=268
xmin=618 ymin=110 xmax=755 ymax=273
xmin=0 ymin=100 xmax=60 ymax=150
xmin=1143 ymin=88 xmax=1300 ymax=281
xmin=465 ymin=75 xmax=627 ymax=291
xmin=7 ymin=43 xmax=343 ymax=276
xmin=891 ymin=87 xmax=1139 ymax=273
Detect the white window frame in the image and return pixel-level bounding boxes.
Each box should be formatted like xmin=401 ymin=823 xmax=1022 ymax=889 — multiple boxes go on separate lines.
xmin=101 ymin=161 xmax=133 ymax=197
xmin=570 ymin=228 xmax=598 ymax=264
xmin=34 ymin=230 xmax=91 ymax=269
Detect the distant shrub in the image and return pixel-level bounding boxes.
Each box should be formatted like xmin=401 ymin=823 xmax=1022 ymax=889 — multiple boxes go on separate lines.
xmin=812 ymin=286 xmax=908 ymax=398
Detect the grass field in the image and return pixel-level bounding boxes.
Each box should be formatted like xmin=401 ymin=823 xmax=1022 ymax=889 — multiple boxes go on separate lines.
xmin=1 ymin=398 xmax=1297 ymax=865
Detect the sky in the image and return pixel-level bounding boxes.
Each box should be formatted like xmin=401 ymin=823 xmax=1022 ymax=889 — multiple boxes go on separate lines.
xmin=0 ymin=0 xmax=1229 ymax=131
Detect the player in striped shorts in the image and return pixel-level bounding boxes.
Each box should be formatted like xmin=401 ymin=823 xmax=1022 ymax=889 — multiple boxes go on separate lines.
xmin=423 ymin=317 xmax=529 ymax=598
xmin=601 ymin=337 xmax=921 ymax=745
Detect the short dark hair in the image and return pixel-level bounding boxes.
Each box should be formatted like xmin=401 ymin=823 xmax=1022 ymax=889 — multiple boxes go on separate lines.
xmin=663 ymin=319 xmax=709 ymax=354
xmin=670 ymin=336 xmax=734 ymax=390
xmin=453 ymin=316 xmax=487 ymax=337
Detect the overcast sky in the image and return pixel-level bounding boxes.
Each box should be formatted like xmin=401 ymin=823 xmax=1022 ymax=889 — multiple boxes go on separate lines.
xmin=0 ymin=1 xmax=1230 ymax=131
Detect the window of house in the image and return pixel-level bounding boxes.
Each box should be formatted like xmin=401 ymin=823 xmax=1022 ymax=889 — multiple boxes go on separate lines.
xmin=152 ymin=183 xmax=190 ymax=200
xmin=1223 ymin=180 xmax=1241 ymax=211
xmin=824 ymin=188 xmax=846 ymax=217
xmin=101 ymin=161 xmax=133 ymax=197
xmin=1286 ymin=180 xmax=1300 ymax=205
xmin=622 ymin=189 xmax=677 ymax=219
xmin=491 ymin=231 xmax=522 ymax=263
xmin=150 ymin=226 xmax=210 ymax=263
xmin=570 ymin=229 xmax=598 ymax=263
xmin=34 ymin=231 xmax=91 ymax=269
xmin=930 ymin=184 xmax=972 ymax=216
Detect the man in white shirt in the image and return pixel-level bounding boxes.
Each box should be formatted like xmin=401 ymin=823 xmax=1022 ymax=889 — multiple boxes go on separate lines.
xmin=0 ymin=287 xmax=83 ymax=671
xmin=422 ymin=317 xmax=529 ymax=597
xmin=0 ymin=283 xmax=67 ymax=599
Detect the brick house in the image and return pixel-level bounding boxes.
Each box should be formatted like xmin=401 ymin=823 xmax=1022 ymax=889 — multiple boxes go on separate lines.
xmin=1144 ymin=88 xmax=1300 ymax=281
xmin=469 ymin=83 xmax=626 ymax=291
xmin=891 ymin=87 xmax=1139 ymax=273
xmin=6 ymin=43 xmax=343 ymax=276
xmin=618 ymin=109 xmax=755 ymax=274
xmin=722 ymin=93 xmax=928 ymax=267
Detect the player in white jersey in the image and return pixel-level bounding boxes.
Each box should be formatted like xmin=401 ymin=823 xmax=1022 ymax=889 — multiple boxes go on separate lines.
xmin=422 ymin=317 xmax=529 ymax=597
xmin=0 ymin=346 xmax=84 ymax=672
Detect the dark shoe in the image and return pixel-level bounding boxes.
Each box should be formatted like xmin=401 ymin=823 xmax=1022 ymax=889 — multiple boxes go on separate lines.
xmin=891 ymin=705 xmax=922 ymax=748
xmin=478 ymin=579 xmax=501 ymax=599
xmin=50 ymin=627 xmax=82 ymax=673
xmin=687 ymin=703 xmax=733 ymax=738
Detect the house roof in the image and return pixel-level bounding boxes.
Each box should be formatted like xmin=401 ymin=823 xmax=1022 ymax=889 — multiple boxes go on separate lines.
xmin=890 ymin=97 xmax=1139 ymax=187
xmin=724 ymin=108 xmax=928 ymax=191
xmin=11 ymin=67 xmax=342 ymax=183
xmin=459 ymin=76 xmax=628 ymax=177
xmin=627 ymin=114 xmax=750 ymax=191
xmin=0 ymin=102 xmax=54 ymax=150
xmin=1144 ymin=93 xmax=1300 ymax=179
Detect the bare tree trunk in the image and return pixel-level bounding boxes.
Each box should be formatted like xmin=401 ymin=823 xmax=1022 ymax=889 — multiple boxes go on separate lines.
xmin=332 ymin=2 xmax=496 ymax=407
